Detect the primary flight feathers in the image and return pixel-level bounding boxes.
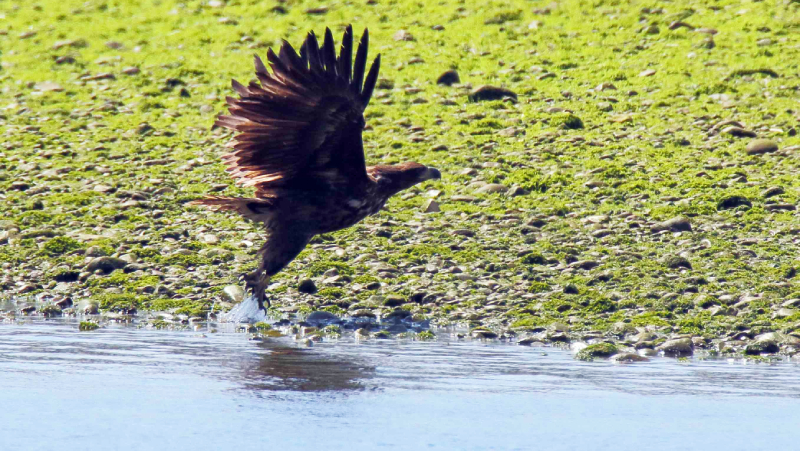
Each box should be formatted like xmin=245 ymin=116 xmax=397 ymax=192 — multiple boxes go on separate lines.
xmin=214 ymin=25 xmax=381 ymax=189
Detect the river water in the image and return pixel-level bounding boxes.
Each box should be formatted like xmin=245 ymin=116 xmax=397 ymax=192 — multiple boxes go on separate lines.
xmin=1 ymin=319 xmax=798 ymax=451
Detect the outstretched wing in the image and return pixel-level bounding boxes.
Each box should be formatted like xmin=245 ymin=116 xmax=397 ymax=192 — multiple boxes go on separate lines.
xmin=215 ymin=25 xmax=381 ymax=190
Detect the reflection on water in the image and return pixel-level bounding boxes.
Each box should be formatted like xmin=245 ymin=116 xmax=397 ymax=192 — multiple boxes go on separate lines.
xmin=239 ymin=343 xmax=375 ymax=393
xmin=2 ymin=318 xmax=800 ymax=451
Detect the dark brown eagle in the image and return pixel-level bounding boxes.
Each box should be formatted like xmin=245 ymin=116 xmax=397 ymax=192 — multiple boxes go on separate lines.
xmin=190 ymin=26 xmax=441 ymax=311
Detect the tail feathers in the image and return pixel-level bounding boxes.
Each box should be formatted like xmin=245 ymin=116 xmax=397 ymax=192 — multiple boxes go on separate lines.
xmin=188 ymin=196 xmax=273 ymax=221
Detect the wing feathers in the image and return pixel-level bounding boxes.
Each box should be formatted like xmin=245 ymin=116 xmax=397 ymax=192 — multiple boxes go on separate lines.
xmin=362 ymin=54 xmax=381 ymax=106
xmin=215 ymin=26 xmax=379 ymax=190
xmin=338 ymin=26 xmax=353 ymax=84
xmin=351 ymin=29 xmax=368 ymax=96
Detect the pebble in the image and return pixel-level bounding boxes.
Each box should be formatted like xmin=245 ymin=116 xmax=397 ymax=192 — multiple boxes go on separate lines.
xmin=468 ymin=86 xmax=517 ymax=102
xmin=506 ymin=185 xmax=527 ymax=197
xmin=297 ymin=279 xmax=317 ymax=294
xmin=762 ymin=187 xmax=784 ymax=198
xmin=744 ymin=333 xmax=780 ymax=354
xmin=422 ymin=199 xmax=440 ymax=213
xmin=84 ymin=257 xmax=127 ymax=273
xmin=657 ymin=338 xmax=693 ymax=356
xmin=663 ymin=255 xmax=692 ymax=270
xmin=393 ymin=30 xmax=414 ymax=41
xmin=471 ymin=329 xmax=498 ymax=339
xmin=476 ymin=184 xmax=508 ymax=194
xmin=437 ymin=70 xmax=460 ymax=86
xmin=651 ymin=216 xmax=692 ymax=233
xmin=355 ymin=328 xmax=370 ymax=339
xmin=35 ymin=82 xmax=64 ymax=92
xmin=745 ymin=139 xmax=778 ymax=155
xmin=722 ymin=126 xmax=757 ymax=138
xmin=610 ymin=353 xmax=649 ymax=363
xmin=717 ymin=195 xmax=752 ymax=210
xmin=306 ymin=311 xmax=339 ymax=325
xmin=772 ymin=308 xmax=797 ymax=319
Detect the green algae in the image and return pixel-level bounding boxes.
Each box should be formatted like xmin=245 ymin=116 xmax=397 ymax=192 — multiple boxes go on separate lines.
xmin=78 ymin=321 xmax=100 ymax=331
xmin=0 ymin=0 xmax=798 ymax=343
xmin=576 ymin=343 xmax=619 ymax=361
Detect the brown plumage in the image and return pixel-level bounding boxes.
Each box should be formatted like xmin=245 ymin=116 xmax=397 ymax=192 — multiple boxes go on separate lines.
xmin=190 ymin=26 xmax=441 ymax=311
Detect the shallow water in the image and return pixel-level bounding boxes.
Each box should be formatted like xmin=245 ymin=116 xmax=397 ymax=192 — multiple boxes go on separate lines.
xmin=2 ymin=319 xmax=799 ymax=451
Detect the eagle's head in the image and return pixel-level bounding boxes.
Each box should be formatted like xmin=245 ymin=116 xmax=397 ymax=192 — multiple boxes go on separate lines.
xmin=370 ymin=162 xmax=441 ymax=199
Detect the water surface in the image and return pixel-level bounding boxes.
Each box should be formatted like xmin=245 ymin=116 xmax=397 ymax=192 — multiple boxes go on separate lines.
xmin=1 ymin=319 xmax=798 ymax=450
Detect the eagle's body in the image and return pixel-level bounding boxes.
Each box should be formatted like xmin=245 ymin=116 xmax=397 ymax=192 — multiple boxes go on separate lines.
xmin=190 ymin=26 xmax=441 ymax=311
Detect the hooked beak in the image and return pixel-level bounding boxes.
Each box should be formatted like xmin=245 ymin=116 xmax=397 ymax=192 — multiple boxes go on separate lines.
xmin=423 ymin=167 xmax=442 ymax=181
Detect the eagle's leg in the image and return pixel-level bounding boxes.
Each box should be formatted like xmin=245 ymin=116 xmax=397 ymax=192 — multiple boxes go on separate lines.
xmin=243 ymin=269 xmax=270 ymax=310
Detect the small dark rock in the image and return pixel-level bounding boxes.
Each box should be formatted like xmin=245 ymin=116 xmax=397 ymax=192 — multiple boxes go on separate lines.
xmin=468 ymin=85 xmax=517 ymax=102
xmin=762 ymin=187 xmax=784 ymax=198
xmin=722 ymin=126 xmax=757 ymax=138
xmin=717 ymin=195 xmax=752 ymax=210
xmin=437 ymin=70 xmax=460 ymax=86
xmin=664 ymin=255 xmax=692 ymax=270
xmin=298 ymin=278 xmax=317 ymax=294
xmin=85 ymin=257 xmax=127 ymax=273
xmin=471 ymin=329 xmax=498 ymax=339
xmin=383 ymin=295 xmax=406 ymax=307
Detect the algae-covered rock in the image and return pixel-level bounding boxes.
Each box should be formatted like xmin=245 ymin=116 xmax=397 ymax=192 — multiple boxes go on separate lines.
xmin=575 ymin=343 xmax=618 ymax=361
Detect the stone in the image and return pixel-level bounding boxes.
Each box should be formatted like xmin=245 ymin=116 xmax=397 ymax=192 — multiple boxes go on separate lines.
xmin=393 ymin=30 xmax=414 ymax=41
xmin=422 ymin=199 xmax=440 ymax=213
xmin=78 ymin=300 xmax=99 ymax=315
xmin=663 ymin=255 xmax=691 ymax=270
xmin=651 ymin=216 xmax=692 ymax=233
xmin=745 ymin=139 xmax=779 ymax=155
xmin=306 ymin=311 xmax=339 ymax=325
xmin=471 ymin=329 xmax=498 ymax=339
xmin=85 ymin=246 xmax=107 ymax=257
xmin=762 ymin=187 xmax=784 ymax=198
xmin=437 ymin=70 xmax=460 ymax=86
xmin=507 ymin=185 xmax=527 ymax=197
xmin=745 ymin=333 xmax=780 ymax=354
xmin=468 ymin=85 xmax=517 ymax=102
xmin=772 ymin=308 xmax=797 ymax=319
xmin=476 ymin=183 xmax=508 ymax=194
xmin=610 ymin=352 xmax=649 ymax=363
xmin=657 ymin=338 xmax=693 ymax=356
xmin=717 ymin=195 xmax=752 ymax=210
xmin=35 ymin=82 xmax=64 ymax=92
xmin=84 ymin=257 xmax=127 ymax=273
xmin=297 ymin=279 xmax=317 ymax=294
xmin=355 ymin=328 xmax=370 ymax=339
xmin=722 ymin=126 xmax=757 ymax=138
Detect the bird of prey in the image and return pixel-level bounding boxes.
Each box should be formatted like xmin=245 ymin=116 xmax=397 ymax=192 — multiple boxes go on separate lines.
xmin=190 ymin=26 xmax=441 ymax=312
